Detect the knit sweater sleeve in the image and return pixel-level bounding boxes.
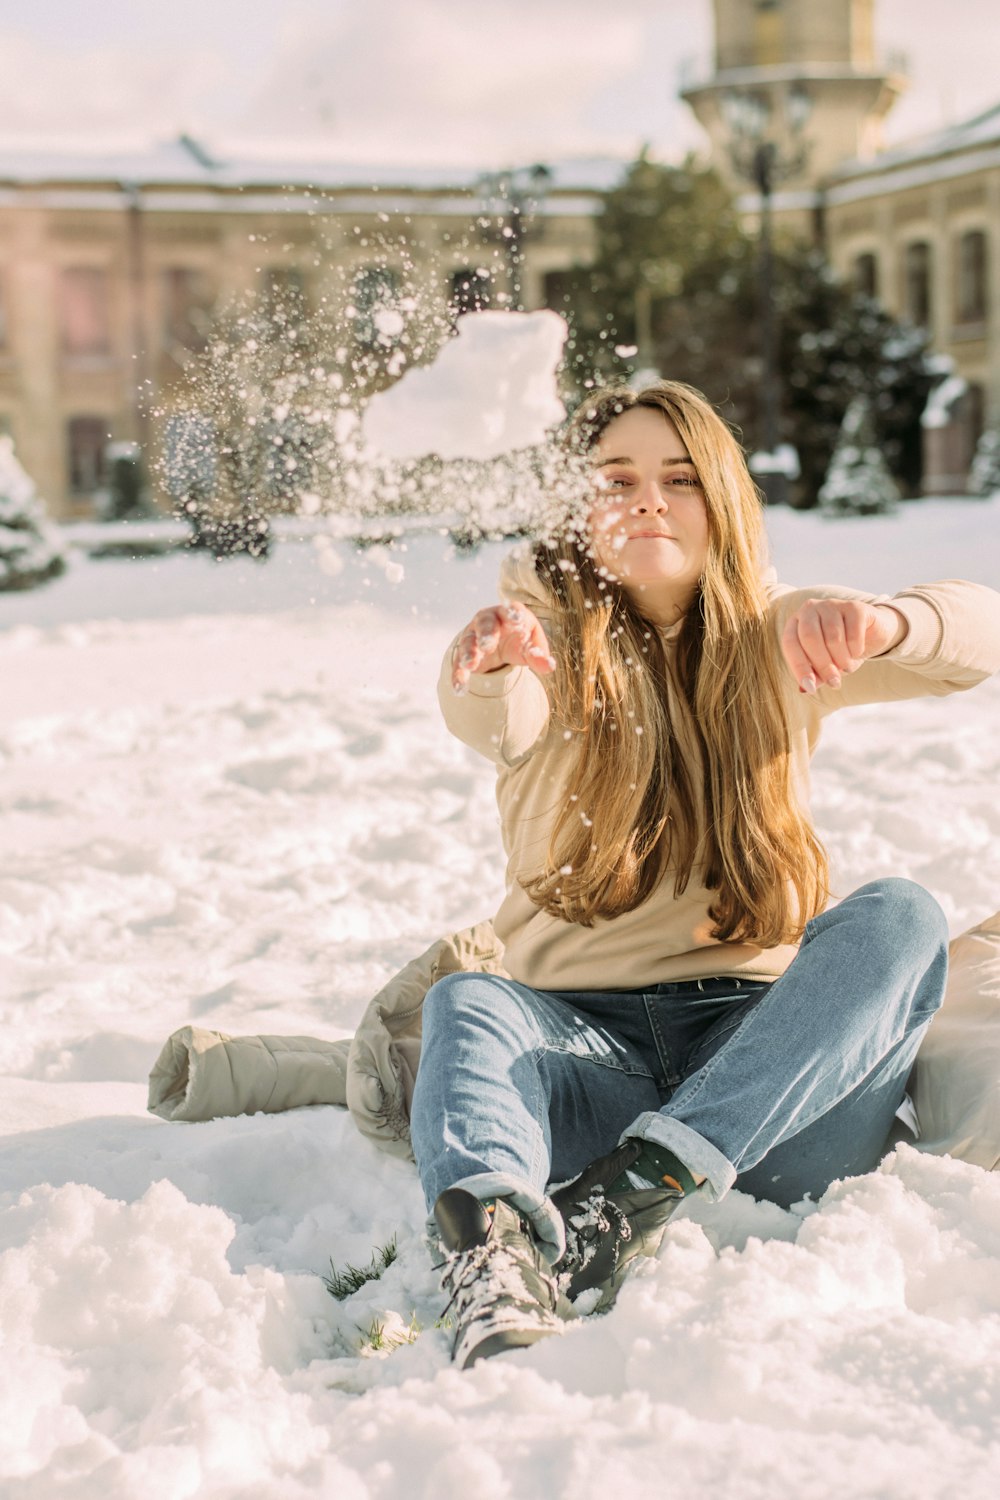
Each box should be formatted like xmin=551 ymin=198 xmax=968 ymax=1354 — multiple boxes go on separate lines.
xmin=435 ymin=546 xmax=558 ymax=766
xmin=769 ymin=579 xmax=1000 ymax=712
xmin=437 ymin=642 xmax=552 ymax=767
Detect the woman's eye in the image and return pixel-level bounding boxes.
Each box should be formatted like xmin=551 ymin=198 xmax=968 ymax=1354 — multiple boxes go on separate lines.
xmin=667 ymin=475 xmax=700 ymax=487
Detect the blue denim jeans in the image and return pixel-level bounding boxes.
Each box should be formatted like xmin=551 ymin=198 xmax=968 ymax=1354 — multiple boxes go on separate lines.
xmin=409 ymin=879 xmax=949 ymax=1256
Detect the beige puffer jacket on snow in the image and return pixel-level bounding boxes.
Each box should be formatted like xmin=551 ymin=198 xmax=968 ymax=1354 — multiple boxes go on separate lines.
xmin=148 ymin=911 xmax=1000 ymax=1174
xmin=147 ymin=921 xmax=508 ymax=1159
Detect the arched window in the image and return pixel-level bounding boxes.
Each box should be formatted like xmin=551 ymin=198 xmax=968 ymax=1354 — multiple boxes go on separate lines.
xmin=260 ymin=266 xmax=309 ymax=326
xmin=853 ymin=252 xmax=878 ymax=300
xmin=352 ymin=265 xmax=401 ymax=347
xmin=966 ymin=381 xmax=986 ymax=454
xmin=162 ymin=268 xmax=214 ymax=353
xmin=162 ymin=412 xmax=217 ymax=501
xmin=955 ymin=230 xmax=988 ymax=324
xmin=60 ymin=267 xmax=111 ymax=356
xmin=449 ymin=267 xmax=493 ymax=317
xmin=903 ymin=242 xmax=932 ymax=327
xmin=67 ymin=416 xmax=109 ymax=494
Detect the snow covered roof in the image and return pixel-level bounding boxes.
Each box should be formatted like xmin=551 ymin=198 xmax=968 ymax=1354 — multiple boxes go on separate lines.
xmin=830 ymin=99 xmax=1000 ymax=188
xmin=0 ymin=134 xmax=625 ymax=196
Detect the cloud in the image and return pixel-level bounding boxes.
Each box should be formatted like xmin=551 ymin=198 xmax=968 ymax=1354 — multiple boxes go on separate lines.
xmin=238 ymin=0 xmax=665 ymax=163
xmin=0 ymin=31 xmax=231 ymax=139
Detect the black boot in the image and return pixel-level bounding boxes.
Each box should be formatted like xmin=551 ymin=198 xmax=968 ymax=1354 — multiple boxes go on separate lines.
xmin=552 ymin=1139 xmax=691 ymax=1311
xmin=434 ymin=1188 xmax=577 ymax=1369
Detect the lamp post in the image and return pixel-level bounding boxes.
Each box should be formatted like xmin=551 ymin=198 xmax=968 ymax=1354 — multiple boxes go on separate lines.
xmin=477 ymin=163 xmax=553 ymax=311
xmin=721 ymin=86 xmax=812 ymax=505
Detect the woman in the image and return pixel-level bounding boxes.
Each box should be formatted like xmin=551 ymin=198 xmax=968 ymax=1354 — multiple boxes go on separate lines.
xmin=410 ymin=380 xmax=1000 ymax=1369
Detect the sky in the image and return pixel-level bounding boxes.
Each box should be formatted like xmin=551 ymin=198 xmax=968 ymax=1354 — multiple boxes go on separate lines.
xmin=0 ymin=0 xmax=997 ymax=167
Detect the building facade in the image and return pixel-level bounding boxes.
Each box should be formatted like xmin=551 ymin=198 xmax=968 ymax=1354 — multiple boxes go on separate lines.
xmin=0 ymin=138 xmax=606 ymax=518
xmin=825 ymin=109 xmax=1000 ymax=492
xmin=4 ymin=0 xmax=999 ymax=515
xmin=680 ymin=0 xmax=1000 ymax=494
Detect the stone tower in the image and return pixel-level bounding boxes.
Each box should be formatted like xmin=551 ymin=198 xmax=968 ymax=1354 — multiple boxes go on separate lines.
xmin=681 ymin=0 xmax=906 ymax=198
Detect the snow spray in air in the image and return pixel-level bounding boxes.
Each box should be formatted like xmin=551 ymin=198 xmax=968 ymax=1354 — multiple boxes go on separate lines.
xmin=149 ymin=218 xmax=588 ymax=565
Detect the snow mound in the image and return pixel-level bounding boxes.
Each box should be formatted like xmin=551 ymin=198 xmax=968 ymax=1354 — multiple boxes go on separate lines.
xmin=362 ymin=310 xmax=567 ymax=461
xmin=2 ymin=508 xmax=1000 ymax=1496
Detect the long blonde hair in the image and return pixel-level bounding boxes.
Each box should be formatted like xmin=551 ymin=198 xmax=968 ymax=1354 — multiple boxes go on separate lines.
xmin=521 ymin=380 xmax=829 ymax=946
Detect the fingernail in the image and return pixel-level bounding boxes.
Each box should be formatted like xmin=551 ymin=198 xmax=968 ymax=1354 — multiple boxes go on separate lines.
xmin=827 ymin=672 xmax=842 ymax=689
xmin=452 ymin=677 xmax=468 ymax=696
xmin=799 ymin=674 xmax=817 ymax=695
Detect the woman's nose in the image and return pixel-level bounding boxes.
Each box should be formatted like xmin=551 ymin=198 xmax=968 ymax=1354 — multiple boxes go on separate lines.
xmin=632 ymin=479 xmax=668 ymax=512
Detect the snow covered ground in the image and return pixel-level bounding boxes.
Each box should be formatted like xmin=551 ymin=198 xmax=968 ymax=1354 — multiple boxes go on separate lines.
xmin=1 ymin=498 xmax=999 ymax=1499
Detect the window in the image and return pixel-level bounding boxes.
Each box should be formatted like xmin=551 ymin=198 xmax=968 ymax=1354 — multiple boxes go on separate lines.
xmin=60 ymin=267 xmax=111 ymax=356
xmin=853 ymin=253 xmax=879 ymax=300
xmin=903 ymin=242 xmax=932 ymax=326
xmin=67 ymin=416 xmax=109 ymax=494
xmin=352 ymin=265 xmax=401 ymax=347
xmin=449 ymin=267 xmax=493 ymax=317
xmin=956 ymin=230 xmax=988 ymax=324
xmin=163 ymin=267 xmax=214 ymax=353
xmin=162 ymin=412 xmax=217 ymax=500
xmin=966 ymin=381 xmax=986 ymax=454
xmin=260 ymin=266 xmax=308 ymax=326
xmin=259 ymin=413 xmax=315 ymax=506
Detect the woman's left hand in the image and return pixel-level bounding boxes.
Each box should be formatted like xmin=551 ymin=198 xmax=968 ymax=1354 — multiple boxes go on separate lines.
xmin=781 ymin=599 xmax=907 ymax=694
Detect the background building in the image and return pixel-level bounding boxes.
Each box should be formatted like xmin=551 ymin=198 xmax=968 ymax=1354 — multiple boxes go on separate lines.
xmin=825 ymin=108 xmax=1000 ymax=492
xmin=681 ymin=0 xmax=906 ymax=222
xmin=0 ymin=138 xmax=607 ymax=518
xmin=680 ymin=0 xmax=999 ymax=493
xmin=2 ymin=0 xmax=998 ymax=514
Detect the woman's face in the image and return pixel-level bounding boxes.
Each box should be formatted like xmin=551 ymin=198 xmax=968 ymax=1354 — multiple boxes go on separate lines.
xmin=587 ymin=406 xmax=710 ymax=623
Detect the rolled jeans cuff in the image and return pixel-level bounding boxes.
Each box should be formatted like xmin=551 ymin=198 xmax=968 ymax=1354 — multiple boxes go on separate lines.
xmin=623 ymin=1111 xmax=737 ymax=1203
xmin=433 ymin=1170 xmax=566 ymax=1262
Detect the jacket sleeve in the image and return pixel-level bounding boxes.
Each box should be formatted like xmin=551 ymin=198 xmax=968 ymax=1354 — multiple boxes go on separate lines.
xmin=147 ymin=1027 xmax=350 ymax=1122
xmin=911 ymin=908 xmax=1000 ymax=1171
xmin=770 ymin=579 xmax=1000 ymax=712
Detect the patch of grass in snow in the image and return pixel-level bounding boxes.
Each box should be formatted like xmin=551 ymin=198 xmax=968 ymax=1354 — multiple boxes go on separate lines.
xmin=323 ymin=1236 xmax=398 ymax=1301
xmin=357 ymin=1309 xmax=453 ymax=1356
xmin=358 ymin=1311 xmax=422 ymax=1354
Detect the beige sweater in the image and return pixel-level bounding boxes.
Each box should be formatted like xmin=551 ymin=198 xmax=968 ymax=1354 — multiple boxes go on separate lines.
xmin=439 ymin=553 xmax=1000 ymax=991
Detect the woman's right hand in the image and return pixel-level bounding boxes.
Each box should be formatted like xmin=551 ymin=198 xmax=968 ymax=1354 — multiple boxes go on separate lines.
xmin=451 ymin=603 xmax=556 ymax=694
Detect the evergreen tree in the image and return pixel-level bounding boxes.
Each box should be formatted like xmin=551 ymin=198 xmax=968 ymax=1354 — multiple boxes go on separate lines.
xmin=967 ymin=426 xmax=1000 ymax=497
xmin=778 ymin=259 xmax=933 ymax=503
xmin=818 ymin=396 xmax=899 ymax=516
xmin=0 ymin=435 xmax=66 ymax=592
xmin=552 ymin=157 xmax=934 ymax=504
xmin=648 ymin=244 xmax=932 ymax=504
xmin=552 ymin=151 xmax=746 ymax=393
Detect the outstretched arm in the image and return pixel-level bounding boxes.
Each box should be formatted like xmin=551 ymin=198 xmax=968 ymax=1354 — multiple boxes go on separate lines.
xmin=773 ymin=580 xmax=1000 ymax=710
xmin=438 ymin=602 xmax=556 ymax=767
xmin=781 ymin=597 xmax=908 ymax=695
xmin=450 ymin=603 xmax=556 ymax=694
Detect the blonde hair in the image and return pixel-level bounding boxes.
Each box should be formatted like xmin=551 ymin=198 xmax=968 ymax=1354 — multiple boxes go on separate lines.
xmin=522 ymin=379 xmax=829 ymax=946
